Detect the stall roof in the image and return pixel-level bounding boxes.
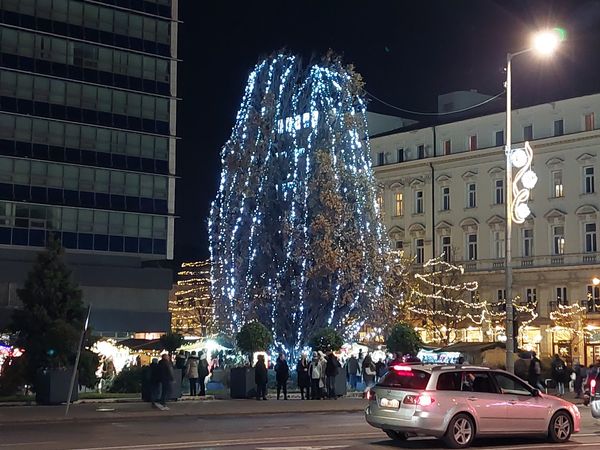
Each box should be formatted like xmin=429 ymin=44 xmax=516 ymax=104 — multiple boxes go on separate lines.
xmin=439 ymin=342 xmax=506 ymax=353
xmin=117 ymin=338 xmax=163 ymax=351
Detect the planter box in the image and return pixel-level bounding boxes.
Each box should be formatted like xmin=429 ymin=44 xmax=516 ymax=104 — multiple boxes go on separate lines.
xmin=335 ymin=367 xmax=347 ymax=397
xmin=141 ymin=367 xmax=182 ymax=402
xmin=35 ymin=368 xmax=78 ymax=405
xmin=230 ymin=367 xmax=256 ymax=399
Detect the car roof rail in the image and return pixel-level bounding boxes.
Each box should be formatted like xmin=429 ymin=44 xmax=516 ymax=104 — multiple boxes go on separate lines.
xmin=431 ymin=364 xmax=491 ymax=371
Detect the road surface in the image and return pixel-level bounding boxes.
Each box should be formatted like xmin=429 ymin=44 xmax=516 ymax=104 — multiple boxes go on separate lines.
xmin=1 ymin=409 xmax=599 ymax=449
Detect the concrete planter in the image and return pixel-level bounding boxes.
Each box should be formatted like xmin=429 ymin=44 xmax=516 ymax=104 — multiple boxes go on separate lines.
xmin=230 ymin=367 xmax=256 ymax=399
xmin=35 ymin=368 xmax=78 ymax=405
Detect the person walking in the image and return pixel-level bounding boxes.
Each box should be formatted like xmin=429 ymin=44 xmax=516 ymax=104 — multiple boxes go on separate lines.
xmin=198 ymin=352 xmax=210 ymax=396
xmin=309 ymin=352 xmax=322 ymax=399
xmin=274 ymin=353 xmax=289 ymax=400
xmin=325 ymin=350 xmax=340 ymax=399
xmin=254 ymin=354 xmax=268 ymax=400
xmin=156 ymin=353 xmax=174 ymax=410
xmin=551 ymin=354 xmax=568 ymax=397
xmin=528 ymin=351 xmax=544 ymax=391
xmin=362 ymin=353 xmax=376 ymax=388
xmin=185 ymin=351 xmax=199 ymax=396
xmin=375 ymin=357 xmax=385 ymax=382
xmin=296 ymin=353 xmax=310 ymax=400
xmin=346 ymin=354 xmax=359 ymax=391
xmin=574 ymin=359 xmax=586 ymax=399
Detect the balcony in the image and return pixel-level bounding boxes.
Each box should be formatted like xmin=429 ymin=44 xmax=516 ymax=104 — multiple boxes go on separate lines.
xmin=455 ymin=252 xmax=600 ymax=272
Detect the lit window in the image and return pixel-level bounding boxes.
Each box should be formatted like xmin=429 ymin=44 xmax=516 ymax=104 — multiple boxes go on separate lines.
xmin=552 ymin=225 xmax=565 ymax=255
xmin=468 ymin=135 xmax=477 ymax=151
xmin=525 ymin=288 xmax=537 ymax=308
xmin=493 ymin=230 xmax=505 ymax=259
xmin=395 ymin=192 xmax=403 ymax=216
xmin=587 ymin=285 xmax=600 ymax=313
xmin=585 ymin=112 xmax=595 ymax=132
xmin=556 ymin=287 xmax=568 ymax=306
xmin=551 ymin=170 xmax=563 ymax=198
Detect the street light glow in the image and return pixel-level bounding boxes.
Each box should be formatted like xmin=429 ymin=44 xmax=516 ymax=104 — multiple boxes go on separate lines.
xmin=593 ymin=277 xmax=600 ymax=286
xmin=521 ymin=170 xmax=538 ymax=189
xmin=532 ymin=29 xmax=562 ymax=56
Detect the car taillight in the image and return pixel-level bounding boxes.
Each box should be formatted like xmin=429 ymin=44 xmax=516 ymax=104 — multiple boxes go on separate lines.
xmin=591 ymin=378 xmax=597 ymax=396
xmin=403 ymin=393 xmax=435 ymax=406
xmin=366 ymin=389 xmax=376 ymax=401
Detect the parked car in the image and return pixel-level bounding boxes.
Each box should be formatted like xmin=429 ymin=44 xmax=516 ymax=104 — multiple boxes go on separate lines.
xmin=365 ymin=364 xmax=580 ymax=448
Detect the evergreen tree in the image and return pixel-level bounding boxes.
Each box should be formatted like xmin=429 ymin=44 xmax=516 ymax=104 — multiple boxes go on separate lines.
xmin=209 ymin=53 xmax=386 ymax=355
xmin=10 ymin=236 xmax=85 ymax=385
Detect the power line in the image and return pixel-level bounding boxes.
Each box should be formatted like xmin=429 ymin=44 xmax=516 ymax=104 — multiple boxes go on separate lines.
xmin=364 ymin=89 xmax=506 ymax=116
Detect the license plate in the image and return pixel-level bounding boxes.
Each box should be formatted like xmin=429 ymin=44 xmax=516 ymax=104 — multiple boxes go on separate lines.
xmin=379 ymin=397 xmax=400 ymax=409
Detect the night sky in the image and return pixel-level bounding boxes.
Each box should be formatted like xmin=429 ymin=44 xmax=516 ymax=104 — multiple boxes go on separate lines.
xmin=174 ymin=0 xmax=600 ymax=267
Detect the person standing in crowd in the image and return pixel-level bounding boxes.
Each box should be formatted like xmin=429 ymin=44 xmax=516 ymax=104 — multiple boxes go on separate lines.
xmin=387 ymin=352 xmax=403 ymax=367
xmin=346 ymin=354 xmax=359 ymax=391
xmin=156 ymin=353 xmax=174 ymax=410
xmin=573 ymin=359 xmax=586 ymax=399
xmin=198 ymin=352 xmax=210 ymax=396
xmin=528 ymin=351 xmax=544 ymax=391
xmin=175 ymin=350 xmax=187 ymax=381
xmin=296 ymin=353 xmax=310 ymax=400
xmin=185 ymin=351 xmax=199 ymax=396
xmin=362 ymin=353 xmax=376 ymax=388
xmin=309 ymin=352 xmax=322 ymax=399
xmin=274 ymin=353 xmax=289 ymax=400
xmin=254 ymin=354 xmax=268 ymax=401
xmin=325 ymin=350 xmax=340 ymax=399
xmin=375 ymin=357 xmax=386 ymax=382
xmin=551 ymin=354 xmax=568 ymax=397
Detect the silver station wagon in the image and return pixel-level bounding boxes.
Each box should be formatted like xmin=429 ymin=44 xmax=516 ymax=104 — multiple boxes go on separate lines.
xmin=365 ymin=364 xmax=580 ymax=448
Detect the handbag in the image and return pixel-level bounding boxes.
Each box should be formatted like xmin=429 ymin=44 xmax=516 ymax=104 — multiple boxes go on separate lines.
xmin=365 ymin=366 xmax=375 ymax=376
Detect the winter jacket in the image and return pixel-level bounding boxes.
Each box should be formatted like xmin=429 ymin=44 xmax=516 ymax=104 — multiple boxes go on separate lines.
xmin=158 ymin=358 xmax=175 ymax=383
xmin=274 ymin=359 xmax=290 ymax=383
xmin=296 ymin=358 xmax=310 ymax=388
xmin=185 ymin=356 xmax=199 ymax=379
xmin=255 ymin=360 xmax=268 ymax=385
xmin=325 ymin=355 xmax=340 ymax=377
xmin=198 ymin=358 xmax=210 ymax=378
xmin=551 ymin=357 xmax=569 ymax=383
xmin=346 ymin=356 xmax=359 ymax=375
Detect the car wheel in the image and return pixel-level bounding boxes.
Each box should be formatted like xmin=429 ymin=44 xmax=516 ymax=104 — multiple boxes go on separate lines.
xmin=443 ymin=413 xmax=475 ymax=449
xmin=384 ymin=430 xmax=408 ymax=441
xmin=548 ymin=411 xmax=572 ymax=443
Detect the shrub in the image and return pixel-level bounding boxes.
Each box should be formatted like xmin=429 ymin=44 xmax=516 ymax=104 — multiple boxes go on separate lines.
xmin=236 ymin=322 xmax=272 ymax=361
xmin=108 ymin=365 xmax=143 ymax=393
xmin=386 ymin=322 xmax=422 ymax=356
xmin=309 ymin=327 xmax=343 ymax=352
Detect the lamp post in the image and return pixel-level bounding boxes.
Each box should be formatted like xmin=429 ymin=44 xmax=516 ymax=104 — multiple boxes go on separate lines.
xmin=504 ymin=29 xmax=563 ymax=373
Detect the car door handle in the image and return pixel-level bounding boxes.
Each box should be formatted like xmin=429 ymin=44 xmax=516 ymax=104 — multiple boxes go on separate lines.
xmin=467 ymin=397 xmax=478 ymax=401
xmin=508 ymin=400 xmax=517 ymax=405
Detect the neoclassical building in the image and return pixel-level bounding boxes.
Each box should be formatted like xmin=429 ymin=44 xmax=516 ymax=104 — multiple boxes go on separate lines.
xmin=370 ymin=92 xmax=600 ymax=365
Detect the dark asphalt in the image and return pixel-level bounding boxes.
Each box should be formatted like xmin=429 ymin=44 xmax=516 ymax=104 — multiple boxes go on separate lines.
xmin=1 ymin=410 xmax=599 ymax=450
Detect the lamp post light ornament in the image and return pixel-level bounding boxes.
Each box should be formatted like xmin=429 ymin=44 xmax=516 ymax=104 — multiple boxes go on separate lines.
xmin=504 ymin=28 xmax=564 ymax=374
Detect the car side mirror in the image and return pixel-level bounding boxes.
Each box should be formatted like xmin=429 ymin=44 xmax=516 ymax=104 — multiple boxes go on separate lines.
xmin=532 ymin=388 xmax=540 ymax=397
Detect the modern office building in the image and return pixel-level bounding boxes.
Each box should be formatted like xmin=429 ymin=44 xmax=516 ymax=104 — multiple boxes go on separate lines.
xmin=0 ymin=0 xmax=178 ymax=336
xmin=370 ymin=92 xmax=600 ymax=365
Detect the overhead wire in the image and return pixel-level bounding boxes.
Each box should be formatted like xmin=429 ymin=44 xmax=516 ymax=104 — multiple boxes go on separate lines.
xmin=363 ymin=89 xmax=506 ymax=116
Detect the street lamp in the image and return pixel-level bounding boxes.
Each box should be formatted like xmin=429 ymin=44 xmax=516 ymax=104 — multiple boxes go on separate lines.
xmin=504 ymin=29 xmax=564 ymax=373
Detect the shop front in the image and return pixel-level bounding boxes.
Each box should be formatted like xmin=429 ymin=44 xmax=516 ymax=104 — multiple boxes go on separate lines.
xmin=584 ymin=324 xmax=600 ymax=366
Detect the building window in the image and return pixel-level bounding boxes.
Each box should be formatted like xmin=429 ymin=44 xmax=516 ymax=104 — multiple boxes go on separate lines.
xmin=497 ymin=289 xmax=506 ymax=301
xmin=443 ymin=140 xmax=451 ymax=155
xmin=584 ymin=166 xmax=595 ymax=194
xmin=376 ymin=193 xmax=383 ymax=211
xmin=395 ymin=240 xmax=403 ymax=250
xmin=551 ymin=170 xmax=563 ymax=198
xmin=523 ymin=124 xmax=533 ymax=141
xmin=394 ymin=192 xmax=403 ymax=216
xmin=468 ymin=135 xmax=477 ymax=151
xmin=467 ymin=233 xmax=478 ymax=260
xmin=556 ymin=287 xmax=568 ymax=306
xmin=441 ymin=186 xmax=450 ymax=211
xmin=415 ymin=190 xmax=424 ymax=214
xmin=441 ymin=236 xmax=451 ymax=261
xmin=415 ymin=239 xmax=424 ymax=264
xmin=397 ymin=148 xmax=404 ymax=163
xmin=493 ymin=230 xmax=505 ymax=258
xmin=522 ymin=228 xmax=533 ymax=257
xmin=585 ymin=223 xmax=597 ymax=253
xmin=585 ymin=112 xmax=595 ymax=131
xmin=467 ymin=183 xmax=477 ymax=208
xmin=494 ymin=179 xmax=504 ymax=205
xmin=417 ymin=144 xmax=425 ymax=159
xmin=525 ymin=288 xmax=537 ymax=307
xmin=552 ymin=225 xmax=565 ymax=255
xmin=587 ymin=285 xmax=600 ymax=313
xmin=554 ymin=119 xmax=564 ymax=136
xmin=495 ymin=130 xmax=504 ymax=147
xmin=377 ymin=152 xmax=384 ymax=166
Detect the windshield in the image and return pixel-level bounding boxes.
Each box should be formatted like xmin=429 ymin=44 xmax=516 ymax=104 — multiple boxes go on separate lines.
xmin=377 ymin=369 xmax=430 ymax=390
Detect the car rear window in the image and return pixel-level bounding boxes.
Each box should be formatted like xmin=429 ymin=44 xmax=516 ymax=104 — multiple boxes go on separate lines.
xmin=378 ymin=369 xmax=430 ymax=390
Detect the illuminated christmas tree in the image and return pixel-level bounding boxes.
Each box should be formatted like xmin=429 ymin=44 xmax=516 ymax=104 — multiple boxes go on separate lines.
xmin=169 ymin=260 xmax=214 ymax=337
xmin=209 ymin=53 xmax=386 ymax=353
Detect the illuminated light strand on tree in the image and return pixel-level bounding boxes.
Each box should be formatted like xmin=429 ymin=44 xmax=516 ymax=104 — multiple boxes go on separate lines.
xmin=209 ymin=53 xmax=385 ymax=354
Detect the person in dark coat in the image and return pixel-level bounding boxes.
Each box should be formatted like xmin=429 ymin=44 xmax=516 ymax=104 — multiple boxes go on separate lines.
xmin=375 ymin=358 xmax=386 ymax=381
xmin=156 ymin=354 xmax=175 ymax=410
xmin=198 ymin=352 xmax=210 ymax=396
xmin=362 ymin=353 xmax=376 ymax=388
xmin=296 ymin=353 xmax=310 ymax=400
xmin=325 ymin=351 xmax=340 ymax=399
xmin=274 ymin=353 xmax=289 ymax=400
xmin=528 ymin=351 xmax=544 ymax=391
xmin=255 ymin=354 xmax=268 ymax=400
xmin=346 ymin=354 xmax=359 ymax=390
xmin=551 ymin=354 xmax=568 ymax=397
xmin=574 ymin=360 xmax=586 ymax=398
xmin=175 ymin=350 xmax=187 ymax=381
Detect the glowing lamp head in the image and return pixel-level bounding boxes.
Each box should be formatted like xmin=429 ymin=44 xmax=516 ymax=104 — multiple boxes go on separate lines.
xmin=515 ymin=203 xmax=531 ymax=222
xmin=510 ymin=148 xmax=528 ymax=168
xmin=521 ymin=170 xmax=538 ymax=189
xmin=532 ymin=29 xmax=563 ymax=56
xmin=593 ymin=277 xmax=600 ymax=286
